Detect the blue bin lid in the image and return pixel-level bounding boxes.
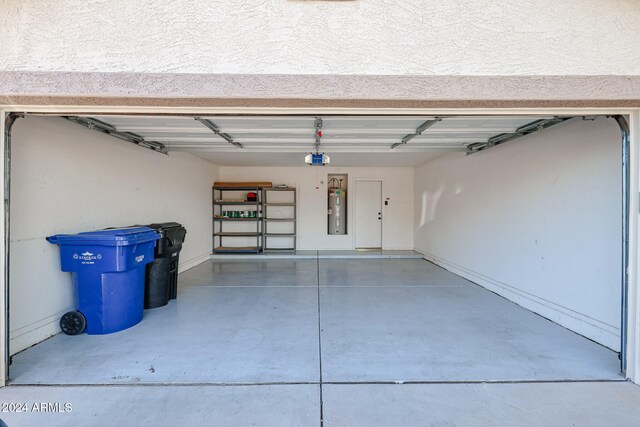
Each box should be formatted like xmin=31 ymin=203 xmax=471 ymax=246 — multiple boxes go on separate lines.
xmin=47 ymin=226 xmax=160 ymax=246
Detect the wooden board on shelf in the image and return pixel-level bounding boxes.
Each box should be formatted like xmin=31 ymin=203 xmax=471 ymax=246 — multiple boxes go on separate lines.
xmin=214 ymin=182 xmax=272 ymax=188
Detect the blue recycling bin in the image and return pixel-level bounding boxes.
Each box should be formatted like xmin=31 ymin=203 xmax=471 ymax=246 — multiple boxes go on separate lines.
xmin=47 ymin=227 xmax=160 ymax=335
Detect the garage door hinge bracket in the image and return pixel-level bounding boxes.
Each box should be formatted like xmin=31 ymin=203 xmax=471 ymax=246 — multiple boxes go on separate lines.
xmin=466 ymin=116 xmax=572 ymax=155
xmin=194 ymin=117 xmax=242 ymax=149
xmin=63 ymin=116 xmax=168 ymax=155
xmin=391 ymin=117 xmax=442 ymax=149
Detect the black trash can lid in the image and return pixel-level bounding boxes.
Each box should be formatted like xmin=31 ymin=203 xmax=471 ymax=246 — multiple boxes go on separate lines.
xmin=147 ymin=222 xmax=183 ymax=231
xmin=147 ymin=222 xmax=182 ymax=230
xmin=146 ymin=222 xmax=186 ymax=245
xmin=147 ymin=223 xmax=185 ymax=236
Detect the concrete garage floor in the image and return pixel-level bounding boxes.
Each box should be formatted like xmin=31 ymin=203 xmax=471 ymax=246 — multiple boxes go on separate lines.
xmin=3 ymin=258 xmax=638 ymax=426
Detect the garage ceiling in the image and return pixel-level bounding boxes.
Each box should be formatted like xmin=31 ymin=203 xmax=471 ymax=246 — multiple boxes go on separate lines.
xmin=82 ymin=115 xmax=558 ymax=166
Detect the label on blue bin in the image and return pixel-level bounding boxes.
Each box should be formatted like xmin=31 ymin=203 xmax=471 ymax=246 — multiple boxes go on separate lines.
xmin=72 ymin=251 xmax=103 ymax=265
xmin=135 ymin=255 xmax=145 ymax=263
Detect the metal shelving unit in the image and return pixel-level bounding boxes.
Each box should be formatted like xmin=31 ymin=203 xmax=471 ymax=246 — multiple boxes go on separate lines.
xmin=212 ymin=186 xmax=262 ymax=254
xmin=262 ymin=187 xmax=297 ymax=253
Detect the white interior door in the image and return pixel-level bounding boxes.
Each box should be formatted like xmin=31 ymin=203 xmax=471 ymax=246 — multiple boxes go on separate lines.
xmin=355 ymin=180 xmax=382 ymax=249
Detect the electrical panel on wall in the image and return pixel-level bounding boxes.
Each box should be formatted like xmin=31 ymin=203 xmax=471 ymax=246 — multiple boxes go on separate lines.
xmin=328 ymin=174 xmax=348 ymax=235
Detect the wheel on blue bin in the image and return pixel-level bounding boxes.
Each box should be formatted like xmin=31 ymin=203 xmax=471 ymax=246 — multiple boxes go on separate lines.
xmin=60 ymin=311 xmax=86 ymax=335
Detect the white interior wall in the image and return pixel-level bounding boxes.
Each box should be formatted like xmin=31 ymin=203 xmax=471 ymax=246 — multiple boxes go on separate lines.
xmin=2 ymin=0 xmax=638 ymax=75
xmin=9 ymin=117 xmax=218 ymax=354
xmin=218 ymin=166 xmax=414 ymax=250
xmin=414 ymin=117 xmax=622 ymax=350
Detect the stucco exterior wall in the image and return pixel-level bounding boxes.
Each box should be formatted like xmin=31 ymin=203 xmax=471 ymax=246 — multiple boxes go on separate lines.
xmin=2 ymin=0 xmax=639 ymax=75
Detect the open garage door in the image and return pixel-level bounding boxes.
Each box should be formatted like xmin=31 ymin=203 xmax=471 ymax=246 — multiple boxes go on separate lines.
xmin=0 ymin=110 xmax=632 ymax=389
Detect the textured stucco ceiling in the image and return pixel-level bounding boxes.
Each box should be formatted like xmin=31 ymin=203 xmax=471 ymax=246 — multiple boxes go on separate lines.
xmin=2 ymin=0 xmax=639 ymax=75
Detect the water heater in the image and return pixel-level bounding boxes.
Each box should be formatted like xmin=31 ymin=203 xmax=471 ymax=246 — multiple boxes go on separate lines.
xmin=328 ymin=189 xmax=347 ymax=235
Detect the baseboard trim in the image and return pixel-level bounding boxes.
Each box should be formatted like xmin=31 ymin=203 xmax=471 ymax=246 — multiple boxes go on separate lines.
xmin=421 ymin=251 xmax=620 ymax=351
xmin=179 ymin=253 xmax=211 ymax=274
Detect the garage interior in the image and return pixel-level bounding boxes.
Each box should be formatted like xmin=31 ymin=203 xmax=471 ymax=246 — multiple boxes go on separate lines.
xmin=3 ymin=112 xmax=628 ymax=416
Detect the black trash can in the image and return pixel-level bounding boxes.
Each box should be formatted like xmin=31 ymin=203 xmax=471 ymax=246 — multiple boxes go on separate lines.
xmin=144 ymin=222 xmax=187 ymax=308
